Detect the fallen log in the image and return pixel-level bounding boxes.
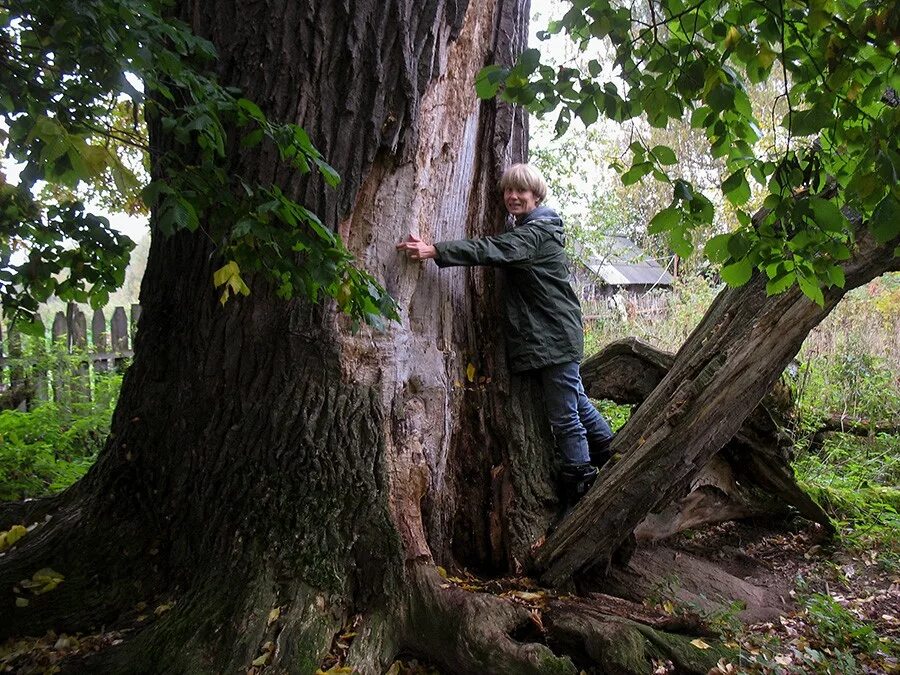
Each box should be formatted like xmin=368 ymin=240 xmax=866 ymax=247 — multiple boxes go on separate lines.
xmin=808 ymin=414 xmax=900 ymax=452
xmin=580 ymin=337 xmax=832 ymax=541
xmin=603 ymin=546 xmax=793 ymax=624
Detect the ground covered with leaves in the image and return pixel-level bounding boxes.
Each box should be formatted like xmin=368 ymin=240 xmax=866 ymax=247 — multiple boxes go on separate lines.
xmin=3 ymin=516 xmax=896 ymax=674
xmin=671 ymin=518 xmax=899 ymax=674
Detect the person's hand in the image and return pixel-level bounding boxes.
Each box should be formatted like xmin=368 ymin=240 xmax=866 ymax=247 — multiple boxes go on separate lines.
xmin=396 ymin=234 xmax=437 ymax=261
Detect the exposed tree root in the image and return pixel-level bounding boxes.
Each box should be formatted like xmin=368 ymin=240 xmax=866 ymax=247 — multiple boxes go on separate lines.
xmin=48 ymin=565 xmax=350 ymax=674
xmin=0 ymin=499 xmax=164 ymax=642
xmin=0 ymin=493 xmax=67 ymax=532
xmin=603 ymin=546 xmax=793 ymax=624
xmin=570 ymin=593 xmax=714 ymax=636
xmin=543 ymin=600 xmax=728 ymax=675
xmin=398 ymin=562 xmax=576 ymax=674
xmin=2 ymin=526 xmax=775 ymax=675
xmin=386 ymin=562 xmax=731 ymax=674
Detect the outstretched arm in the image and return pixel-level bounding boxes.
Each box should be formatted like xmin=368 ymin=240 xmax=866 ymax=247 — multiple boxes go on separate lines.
xmin=397 ymin=229 xmax=540 ymax=268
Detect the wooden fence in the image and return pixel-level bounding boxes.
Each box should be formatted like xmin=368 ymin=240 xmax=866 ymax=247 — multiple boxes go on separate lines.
xmin=0 ymin=303 xmax=140 ymax=410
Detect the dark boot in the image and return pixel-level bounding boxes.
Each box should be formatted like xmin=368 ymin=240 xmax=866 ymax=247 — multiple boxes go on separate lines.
xmin=559 ymin=462 xmax=599 ymax=500
xmin=588 ymin=436 xmax=614 ymax=469
xmin=553 ymin=462 xmax=599 ymax=527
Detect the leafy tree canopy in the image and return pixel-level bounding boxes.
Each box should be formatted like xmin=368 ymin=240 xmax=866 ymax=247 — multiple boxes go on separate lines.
xmin=2 ymin=0 xmax=895 ymax=332
xmin=0 ymin=0 xmax=397 ymax=333
xmin=479 ymin=0 xmax=899 ymax=305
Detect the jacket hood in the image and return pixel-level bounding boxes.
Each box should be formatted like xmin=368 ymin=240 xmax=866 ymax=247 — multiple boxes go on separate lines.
xmin=517 ymin=205 xmax=562 ymax=229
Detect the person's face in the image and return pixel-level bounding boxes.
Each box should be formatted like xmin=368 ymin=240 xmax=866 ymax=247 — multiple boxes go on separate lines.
xmin=504 ymin=187 xmax=539 ymax=217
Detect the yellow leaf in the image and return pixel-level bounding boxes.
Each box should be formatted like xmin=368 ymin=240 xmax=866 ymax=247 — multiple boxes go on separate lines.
xmin=227 ymin=274 xmax=250 ymax=297
xmin=15 ymin=597 xmax=29 ymax=607
xmin=436 ymin=566 xmax=448 ymax=578
xmin=214 ymin=261 xmax=252 ymax=304
xmin=267 ymin=607 xmax=281 ymax=625
xmin=723 ymin=26 xmax=741 ymax=49
xmin=32 ymin=568 xmax=64 ymax=584
xmin=0 ymin=524 xmax=28 ymax=551
xmin=509 ymin=591 xmax=546 ymax=602
xmin=466 ymin=363 xmax=476 ymax=382
xmin=690 ymin=638 xmax=711 ymax=650
xmin=251 ymin=653 xmax=270 ymax=667
xmin=213 ymin=261 xmax=240 ymax=288
xmin=335 ymin=281 xmax=352 ymax=307
xmin=37 ymin=580 xmax=60 ymax=595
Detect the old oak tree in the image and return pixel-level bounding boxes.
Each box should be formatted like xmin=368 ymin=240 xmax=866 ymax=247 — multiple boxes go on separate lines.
xmin=0 ymin=0 xmax=897 ymax=671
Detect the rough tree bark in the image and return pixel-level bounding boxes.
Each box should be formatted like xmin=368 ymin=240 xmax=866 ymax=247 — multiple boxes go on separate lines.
xmin=537 ymin=223 xmax=900 ymax=585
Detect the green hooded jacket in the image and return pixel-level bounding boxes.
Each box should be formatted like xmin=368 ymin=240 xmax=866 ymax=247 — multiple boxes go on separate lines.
xmin=433 ymin=206 xmax=584 ymax=373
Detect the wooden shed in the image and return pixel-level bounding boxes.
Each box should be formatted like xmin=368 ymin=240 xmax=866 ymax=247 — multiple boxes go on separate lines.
xmin=572 ymin=236 xmax=674 ymax=301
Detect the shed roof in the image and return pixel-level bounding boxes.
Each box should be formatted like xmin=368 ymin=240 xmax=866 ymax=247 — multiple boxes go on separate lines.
xmin=574 ymin=236 xmax=674 ymax=287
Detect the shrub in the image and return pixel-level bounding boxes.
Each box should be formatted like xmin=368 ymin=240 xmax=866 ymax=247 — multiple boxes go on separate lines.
xmin=0 ymin=373 xmax=120 ymax=501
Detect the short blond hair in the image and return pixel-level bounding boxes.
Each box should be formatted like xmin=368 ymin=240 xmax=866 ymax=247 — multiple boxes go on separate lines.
xmin=499 ymin=163 xmax=547 ymax=204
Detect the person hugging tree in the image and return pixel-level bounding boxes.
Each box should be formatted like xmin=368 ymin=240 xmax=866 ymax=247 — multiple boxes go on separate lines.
xmin=396 ymin=163 xmax=614 ymax=515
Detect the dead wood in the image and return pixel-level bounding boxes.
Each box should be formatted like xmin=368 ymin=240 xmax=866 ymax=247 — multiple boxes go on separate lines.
xmin=581 ymin=337 xmax=831 ymax=540
xmin=808 ymin=414 xmax=900 ymax=452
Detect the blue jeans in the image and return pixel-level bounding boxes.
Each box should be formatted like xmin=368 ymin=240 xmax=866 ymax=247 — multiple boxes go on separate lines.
xmin=540 ymin=361 xmax=614 ymax=466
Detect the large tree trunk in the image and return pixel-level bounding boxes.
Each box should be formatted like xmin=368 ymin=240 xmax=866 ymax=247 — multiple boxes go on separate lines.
xmin=0 ymin=1 xmax=585 ymax=672
xmin=536 ymin=224 xmax=900 ymax=585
